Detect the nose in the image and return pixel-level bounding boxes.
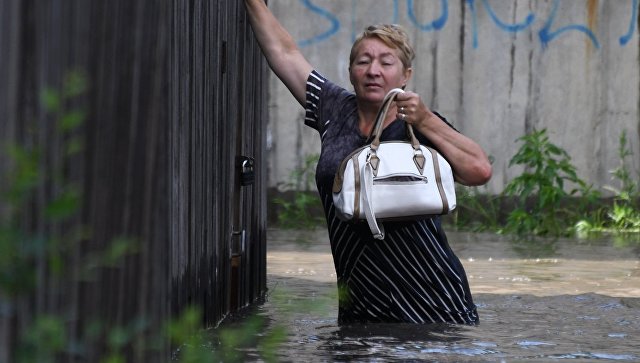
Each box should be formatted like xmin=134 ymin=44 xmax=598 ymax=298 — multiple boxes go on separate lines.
xmin=366 ymin=61 xmax=381 ymax=77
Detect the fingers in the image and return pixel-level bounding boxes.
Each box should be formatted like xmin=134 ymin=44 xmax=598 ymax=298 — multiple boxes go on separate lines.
xmin=394 ymin=91 xmax=417 ymax=109
xmin=395 ymin=91 xmax=430 ymax=125
xmin=395 ymin=89 xmax=417 ymax=100
xmin=395 ymin=92 xmax=416 ymax=120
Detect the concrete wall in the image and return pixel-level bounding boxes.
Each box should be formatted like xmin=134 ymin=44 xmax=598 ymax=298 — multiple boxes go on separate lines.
xmin=266 ymin=0 xmax=640 ymax=195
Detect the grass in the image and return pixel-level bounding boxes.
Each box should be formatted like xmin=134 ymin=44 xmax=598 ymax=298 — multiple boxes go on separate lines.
xmin=272 ymin=153 xmax=325 ymax=229
xmin=575 ymin=131 xmax=640 ymax=237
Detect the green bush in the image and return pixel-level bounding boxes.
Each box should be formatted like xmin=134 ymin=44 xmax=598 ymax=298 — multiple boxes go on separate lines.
xmin=501 ymin=128 xmax=599 ymax=237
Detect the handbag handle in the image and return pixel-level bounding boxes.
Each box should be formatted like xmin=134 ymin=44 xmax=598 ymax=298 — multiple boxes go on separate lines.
xmin=368 ymin=89 xmax=427 ymax=176
xmin=370 ymin=89 xmax=421 ymax=150
xmin=363 ymin=89 xmax=428 ymax=240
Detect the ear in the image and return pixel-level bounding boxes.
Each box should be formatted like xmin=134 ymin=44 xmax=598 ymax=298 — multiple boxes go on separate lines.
xmin=403 ymin=67 xmax=413 ymax=88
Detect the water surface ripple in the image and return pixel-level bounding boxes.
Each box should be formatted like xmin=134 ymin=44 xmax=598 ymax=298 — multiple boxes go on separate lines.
xmin=256 ymin=229 xmax=640 ymax=362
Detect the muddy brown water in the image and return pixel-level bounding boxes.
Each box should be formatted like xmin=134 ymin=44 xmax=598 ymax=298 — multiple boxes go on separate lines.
xmin=227 ymin=228 xmax=640 ymax=362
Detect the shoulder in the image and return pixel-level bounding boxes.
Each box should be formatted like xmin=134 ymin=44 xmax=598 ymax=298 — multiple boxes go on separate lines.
xmin=305 ymin=70 xmax=356 ymax=129
xmin=306 ymin=70 xmax=326 ymax=90
xmin=306 ymin=70 xmax=353 ymax=102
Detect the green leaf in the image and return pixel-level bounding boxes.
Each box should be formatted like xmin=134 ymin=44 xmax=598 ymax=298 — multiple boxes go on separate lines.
xmin=45 ymin=189 xmax=81 ymax=220
xmin=63 ymin=70 xmax=89 ymax=98
xmin=41 ymin=88 xmax=61 ymax=113
xmin=65 ymin=137 xmax=85 ymax=156
xmin=59 ymin=109 xmax=86 ymax=131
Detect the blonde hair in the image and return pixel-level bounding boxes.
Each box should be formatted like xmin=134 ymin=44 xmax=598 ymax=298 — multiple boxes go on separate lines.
xmin=349 ymin=24 xmax=415 ymax=69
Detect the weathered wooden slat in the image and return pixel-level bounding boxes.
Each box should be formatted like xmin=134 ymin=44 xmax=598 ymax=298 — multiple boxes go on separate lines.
xmin=0 ymin=0 xmax=267 ymax=360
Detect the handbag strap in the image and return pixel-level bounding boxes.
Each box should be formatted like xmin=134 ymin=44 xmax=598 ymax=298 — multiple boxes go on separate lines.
xmin=362 ymin=161 xmax=385 ymax=240
xmin=369 ymin=88 xmax=402 ymax=147
xmin=362 ymin=92 xmax=399 ymax=240
xmin=370 ymin=89 xmax=421 ymax=152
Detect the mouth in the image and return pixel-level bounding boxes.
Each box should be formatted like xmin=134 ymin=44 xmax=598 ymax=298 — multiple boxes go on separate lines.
xmin=364 ymin=83 xmax=382 ymax=89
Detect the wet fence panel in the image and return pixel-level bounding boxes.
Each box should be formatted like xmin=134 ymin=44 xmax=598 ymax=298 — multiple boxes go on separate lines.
xmin=0 ymin=0 xmax=267 ymax=361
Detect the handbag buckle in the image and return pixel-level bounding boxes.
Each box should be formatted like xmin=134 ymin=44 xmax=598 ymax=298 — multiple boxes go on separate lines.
xmin=366 ymin=152 xmax=380 ymax=174
xmin=413 ymin=149 xmax=426 ymax=174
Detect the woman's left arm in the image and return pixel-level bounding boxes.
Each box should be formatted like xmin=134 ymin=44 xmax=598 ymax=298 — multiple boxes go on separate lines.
xmin=395 ymin=91 xmax=492 ymax=186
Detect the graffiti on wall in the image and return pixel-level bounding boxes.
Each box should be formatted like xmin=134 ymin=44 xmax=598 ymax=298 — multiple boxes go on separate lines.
xmin=297 ymin=0 xmax=639 ymax=49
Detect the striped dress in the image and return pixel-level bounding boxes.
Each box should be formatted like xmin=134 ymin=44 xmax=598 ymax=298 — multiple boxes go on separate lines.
xmin=305 ymin=70 xmax=478 ymax=325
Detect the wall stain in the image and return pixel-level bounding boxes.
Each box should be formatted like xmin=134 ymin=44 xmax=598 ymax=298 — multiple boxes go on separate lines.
xmin=587 ymin=0 xmax=598 ymax=52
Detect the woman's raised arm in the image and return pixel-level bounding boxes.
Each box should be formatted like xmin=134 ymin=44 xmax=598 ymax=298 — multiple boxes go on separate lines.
xmin=244 ymin=0 xmax=313 ymax=106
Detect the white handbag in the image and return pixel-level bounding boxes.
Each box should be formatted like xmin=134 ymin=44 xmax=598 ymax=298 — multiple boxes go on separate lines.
xmin=332 ymin=88 xmax=456 ymax=240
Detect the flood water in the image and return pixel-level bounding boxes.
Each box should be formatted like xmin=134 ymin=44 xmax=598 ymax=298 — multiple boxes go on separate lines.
xmin=237 ymin=228 xmax=640 ymax=362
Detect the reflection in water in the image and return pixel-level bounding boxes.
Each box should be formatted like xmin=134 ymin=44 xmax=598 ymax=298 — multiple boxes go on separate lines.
xmin=256 ymin=229 xmax=640 ymax=362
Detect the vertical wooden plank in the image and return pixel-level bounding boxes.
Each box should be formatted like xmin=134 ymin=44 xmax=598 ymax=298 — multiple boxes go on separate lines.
xmin=0 ymin=0 xmax=267 ymax=359
xmin=170 ymin=0 xmax=186 ymax=316
xmin=216 ymin=0 xmax=232 ymax=321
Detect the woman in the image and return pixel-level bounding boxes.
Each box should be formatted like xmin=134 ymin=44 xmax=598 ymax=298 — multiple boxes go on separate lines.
xmin=245 ymin=0 xmax=492 ymax=324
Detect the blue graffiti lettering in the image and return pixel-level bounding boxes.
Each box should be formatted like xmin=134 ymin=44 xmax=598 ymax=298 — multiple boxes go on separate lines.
xmin=467 ymin=0 xmax=479 ymax=48
xmin=297 ymin=0 xmax=341 ymax=48
xmin=407 ymin=0 xmax=448 ymax=31
xmin=482 ymin=0 xmax=535 ymax=32
xmin=466 ymin=0 xmax=535 ymax=48
xmin=538 ymin=0 xmax=600 ymax=49
xmin=620 ymin=0 xmax=639 ymax=45
xmin=295 ymin=0 xmax=632 ymax=50
xmin=393 ymin=0 xmax=400 ymax=23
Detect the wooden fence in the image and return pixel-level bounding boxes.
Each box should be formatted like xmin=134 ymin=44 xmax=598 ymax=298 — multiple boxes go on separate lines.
xmin=0 ymin=0 xmax=267 ymax=360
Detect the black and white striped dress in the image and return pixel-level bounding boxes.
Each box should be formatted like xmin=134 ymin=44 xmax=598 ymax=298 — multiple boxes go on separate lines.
xmin=305 ymin=70 xmax=478 ymax=325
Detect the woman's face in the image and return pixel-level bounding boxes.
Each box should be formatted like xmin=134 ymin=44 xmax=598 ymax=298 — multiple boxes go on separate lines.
xmin=349 ymin=37 xmax=412 ymax=106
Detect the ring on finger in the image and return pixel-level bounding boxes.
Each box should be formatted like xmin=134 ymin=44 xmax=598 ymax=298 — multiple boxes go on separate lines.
xmin=399 ymin=113 xmax=406 ymax=120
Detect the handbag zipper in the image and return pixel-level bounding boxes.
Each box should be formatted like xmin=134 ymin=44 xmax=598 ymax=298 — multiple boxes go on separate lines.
xmin=373 ymin=174 xmax=428 ymax=185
